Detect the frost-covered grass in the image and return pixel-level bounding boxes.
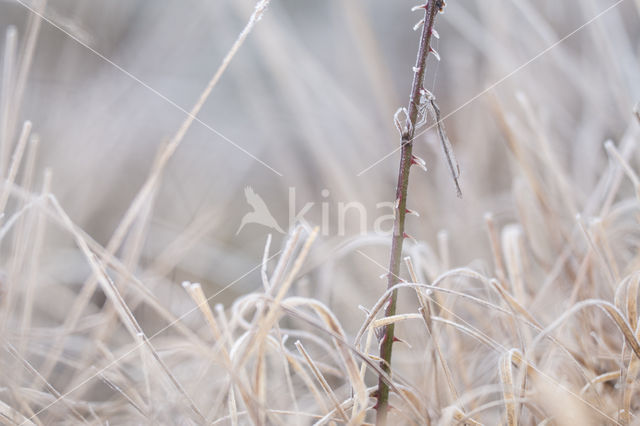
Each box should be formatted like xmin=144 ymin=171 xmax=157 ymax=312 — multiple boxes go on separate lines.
xmin=0 ymin=0 xmax=640 ymax=424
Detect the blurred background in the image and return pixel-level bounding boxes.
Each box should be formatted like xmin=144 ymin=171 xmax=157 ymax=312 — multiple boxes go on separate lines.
xmin=2 ymin=0 xmax=638 ymax=308
xmin=0 ymin=0 xmax=639 ymax=422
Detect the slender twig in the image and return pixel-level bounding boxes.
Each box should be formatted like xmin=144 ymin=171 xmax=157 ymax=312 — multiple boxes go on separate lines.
xmin=375 ymin=1 xmax=446 ymax=424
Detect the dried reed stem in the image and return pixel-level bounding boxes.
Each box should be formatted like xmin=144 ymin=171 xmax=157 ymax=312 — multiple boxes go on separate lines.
xmin=376 ymin=1 xmax=444 ymax=423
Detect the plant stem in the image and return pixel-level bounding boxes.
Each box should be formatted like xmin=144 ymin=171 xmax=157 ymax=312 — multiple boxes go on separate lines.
xmin=375 ymin=1 xmax=443 ymax=424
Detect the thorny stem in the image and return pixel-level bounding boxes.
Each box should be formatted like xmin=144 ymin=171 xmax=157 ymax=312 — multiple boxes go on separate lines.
xmin=376 ymin=1 xmax=445 ymax=424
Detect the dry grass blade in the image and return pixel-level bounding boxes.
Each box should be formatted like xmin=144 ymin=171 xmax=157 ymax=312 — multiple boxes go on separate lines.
xmin=580 ymin=370 xmax=620 ymax=395
xmin=605 ymin=140 xmax=640 ymax=200
xmin=627 ymin=275 xmax=639 ymax=331
xmin=286 ymin=297 xmax=368 ymax=415
xmin=282 ymin=342 xmax=332 ymax=416
xmin=237 ymin=227 xmax=318 ymax=368
xmin=439 ymin=406 xmax=482 ymax=426
xmin=4 ymin=343 xmax=87 ymax=424
xmin=0 ymin=120 xmax=30 ymax=215
xmin=491 ymin=279 xmax=541 ymax=328
xmin=531 ymin=300 xmax=640 ymax=361
xmin=94 ymin=369 xmax=146 ymax=419
xmin=621 ymin=357 xmax=639 ymax=424
xmin=0 ymin=26 xmax=17 ymax=177
xmin=34 ymin=197 xmax=207 ymax=423
xmin=0 ymin=399 xmax=36 ymax=426
xmin=354 ymin=267 xmax=503 ymax=348
xmin=183 ymin=282 xmax=232 ymax=361
xmin=8 ymin=0 xmax=46 ymax=138
xmin=387 ymin=257 xmax=464 ymax=413
xmin=276 ymin=301 xmax=425 ymax=421
xmin=499 ymin=349 xmax=518 ymax=426
xmin=484 ymin=213 xmax=508 ymax=285
xmin=294 ymin=340 xmax=350 ymax=423
xmin=228 ymin=387 xmax=239 ymax=426
xmin=416 ymin=304 xmax=460 ymax=408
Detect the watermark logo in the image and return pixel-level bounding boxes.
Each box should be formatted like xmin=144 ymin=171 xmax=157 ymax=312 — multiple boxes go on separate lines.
xmin=236 ymin=186 xmax=285 ymax=235
xmin=237 ymin=187 xmax=397 ymax=237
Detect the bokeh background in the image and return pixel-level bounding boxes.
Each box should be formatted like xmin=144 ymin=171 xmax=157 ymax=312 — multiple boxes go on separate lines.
xmin=1 ymin=0 xmax=639 ymax=423
xmin=3 ymin=0 xmax=638 ymax=307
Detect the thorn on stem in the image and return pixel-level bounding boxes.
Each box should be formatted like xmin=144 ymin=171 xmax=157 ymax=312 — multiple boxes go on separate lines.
xmin=411 ymin=155 xmax=427 ymax=172
xmin=411 ymin=2 xmax=428 ymax=12
xmin=430 ymin=46 xmax=441 ymax=61
xmin=403 ymin=232 xmax=417 ymax=243
xmin=406 ymin=208 xmax=420 ymax=217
